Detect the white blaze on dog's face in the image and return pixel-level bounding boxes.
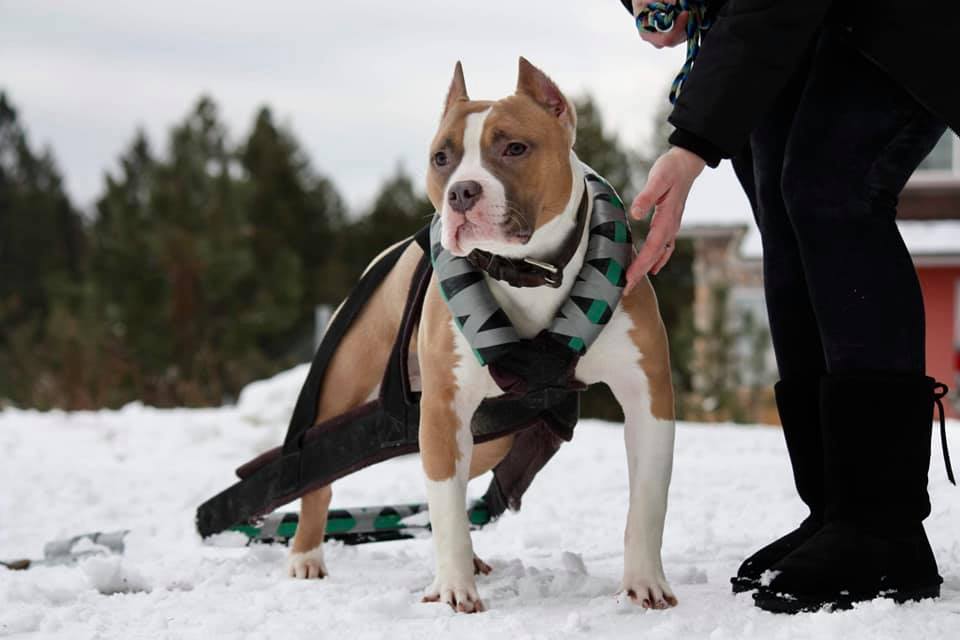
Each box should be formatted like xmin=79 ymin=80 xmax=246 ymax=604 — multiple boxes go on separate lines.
xmin=426 ymin=58 xmax=578 ymax=257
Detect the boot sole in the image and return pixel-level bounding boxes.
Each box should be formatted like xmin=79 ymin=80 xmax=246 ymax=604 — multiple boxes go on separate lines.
xmin=754 ymin=584 xmax=941 ymax=614
xmin=730 ymin=577 xmax=759 ymax=594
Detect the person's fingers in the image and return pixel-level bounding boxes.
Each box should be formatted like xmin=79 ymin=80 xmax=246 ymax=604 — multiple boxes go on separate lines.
xmin=636 ymin=4 xmax=689 ymax=48
xmin=667 ymin=12 xmax=690 ymax=46
xmin=630 ymin=172 xmax=669 ymax=220
xmin=626 ymin=215 xmax=671 ymax=290
xmin=639 ymin=31 xmax=666 ymax=49
xmin=651 ymin=241 xmax=676 ymax=275
xmin=627 ymin=186 xmax=686 ymax=288
xmin=625 ymin=247 xmax=663 ymax=294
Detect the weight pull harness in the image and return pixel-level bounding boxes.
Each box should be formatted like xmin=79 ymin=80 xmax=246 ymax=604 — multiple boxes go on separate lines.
xmin=195 ymin=169 xmax=633 ymax=539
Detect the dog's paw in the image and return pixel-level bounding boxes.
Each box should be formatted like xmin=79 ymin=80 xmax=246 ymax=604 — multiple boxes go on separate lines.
xmin=619 ymin=572 xmax=677 ymax=609
xmin=422 ymin=574 xmax=486 ymax=613
xmin=288 ymin=547 xmax=328 ymax=579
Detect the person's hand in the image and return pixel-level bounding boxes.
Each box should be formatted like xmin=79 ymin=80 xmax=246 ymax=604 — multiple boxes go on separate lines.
xmin=625 ymin=146 xmax=705 ymax=291
xmin=633 ymin=0 xmax=689 ymax=49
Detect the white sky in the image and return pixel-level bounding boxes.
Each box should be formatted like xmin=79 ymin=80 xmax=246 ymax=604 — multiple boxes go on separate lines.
xmin=0 ymin=0 xmax=750 ymax=222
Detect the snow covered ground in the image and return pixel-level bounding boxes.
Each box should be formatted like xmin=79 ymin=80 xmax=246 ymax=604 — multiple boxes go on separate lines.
xmin=2 ymin=366 xmax=959 ymax=639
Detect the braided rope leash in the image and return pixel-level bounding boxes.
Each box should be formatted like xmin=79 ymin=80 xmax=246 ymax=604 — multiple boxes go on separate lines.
xmin=635 ymin=0 xmax=712 ymax=104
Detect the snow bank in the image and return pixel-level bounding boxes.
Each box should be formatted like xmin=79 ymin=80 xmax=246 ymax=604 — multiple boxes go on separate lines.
xmin=1 ymin=390 xmax=958 ymax=638
xmin=235 ymin=363 xmax=309 ymax=429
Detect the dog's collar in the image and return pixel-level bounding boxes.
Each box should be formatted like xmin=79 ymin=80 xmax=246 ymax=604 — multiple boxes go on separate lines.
xmin=465 ymin=189 xmax=588 ymax=289
xmin=429 ymin=167 xmax=633 ymax=365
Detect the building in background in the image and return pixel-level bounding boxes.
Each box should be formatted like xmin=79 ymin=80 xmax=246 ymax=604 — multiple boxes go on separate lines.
xmin=680 ymin=133 xmax=960 ymax=422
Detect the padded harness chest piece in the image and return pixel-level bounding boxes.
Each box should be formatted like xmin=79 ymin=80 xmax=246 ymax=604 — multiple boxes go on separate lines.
xmin=430 ymin=166 xmax=634 ymax=366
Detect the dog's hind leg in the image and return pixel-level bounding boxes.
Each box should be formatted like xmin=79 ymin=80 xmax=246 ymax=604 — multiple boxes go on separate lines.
xmin=288 ymin=241 xmax=425 ymax=579
xmin=288 ymin=485 xmax=332 ymax=578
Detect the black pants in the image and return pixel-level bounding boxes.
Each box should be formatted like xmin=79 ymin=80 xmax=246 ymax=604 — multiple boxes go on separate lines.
xmin=732 ymin=28 xmax=947 ymax=380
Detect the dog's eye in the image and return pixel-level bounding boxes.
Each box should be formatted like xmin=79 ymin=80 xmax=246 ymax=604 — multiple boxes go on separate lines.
xmin=504 ymin=142 xmax=528 ymax=157
xmin=433 ymin=151 xmax=448 ymax=167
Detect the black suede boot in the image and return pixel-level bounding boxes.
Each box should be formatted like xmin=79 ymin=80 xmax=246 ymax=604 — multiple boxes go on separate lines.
xmin=754 ymin=374 xmax=952 ymax=613
xmin=731 ymin=378 xmax=825 ymax=593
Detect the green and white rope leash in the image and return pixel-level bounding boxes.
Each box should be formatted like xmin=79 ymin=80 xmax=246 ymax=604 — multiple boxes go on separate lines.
xmin=636 ymin=0 xmax=713 ymax=104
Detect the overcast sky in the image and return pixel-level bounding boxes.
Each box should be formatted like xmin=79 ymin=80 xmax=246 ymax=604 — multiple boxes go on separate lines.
xmin=0 ymin=0 xmax=750 ymax=223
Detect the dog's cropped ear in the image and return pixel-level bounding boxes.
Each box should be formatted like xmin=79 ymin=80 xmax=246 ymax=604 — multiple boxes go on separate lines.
xmin=442 ymin=61 xmax=469 ymax=118
xmin=516 ymin=57 xmax=577 ymax=145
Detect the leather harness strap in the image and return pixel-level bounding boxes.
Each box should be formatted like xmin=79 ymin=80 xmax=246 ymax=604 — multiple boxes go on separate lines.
xmin=195 ymin=234 xmax=581 ymax=539
xmin=465 ymin=190 xmax=589 ymax=289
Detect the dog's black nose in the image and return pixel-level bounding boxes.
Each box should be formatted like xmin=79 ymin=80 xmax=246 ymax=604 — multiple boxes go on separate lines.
xmin=448 ymin=180 xmax=483 ymax=213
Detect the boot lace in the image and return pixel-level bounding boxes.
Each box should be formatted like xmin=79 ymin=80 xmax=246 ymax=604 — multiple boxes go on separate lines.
xmin=933 ymin=382 xmax=955 ymax=486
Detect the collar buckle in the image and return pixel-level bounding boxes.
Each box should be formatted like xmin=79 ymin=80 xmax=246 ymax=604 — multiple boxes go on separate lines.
xmin=522 ymin=258 xmax=562 ymax=287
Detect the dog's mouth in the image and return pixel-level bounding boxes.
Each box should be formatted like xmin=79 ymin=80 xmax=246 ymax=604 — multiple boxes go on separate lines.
xmin=453 ymin=220 xmax=532 ymax=255
xmin=444 ymin=213 xmax=530 ymax=256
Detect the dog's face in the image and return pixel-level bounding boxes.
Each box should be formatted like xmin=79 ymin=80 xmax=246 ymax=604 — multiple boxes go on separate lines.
xmin=426 ymin=58 xmax=578 ymax=257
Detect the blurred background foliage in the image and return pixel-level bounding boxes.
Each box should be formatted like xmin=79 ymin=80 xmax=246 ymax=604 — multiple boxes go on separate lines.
xmin=0 ymin=90 xmax=695 ymax=417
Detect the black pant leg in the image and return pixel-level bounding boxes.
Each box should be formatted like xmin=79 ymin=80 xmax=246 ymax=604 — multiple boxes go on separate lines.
xmin=780 ymin=29 xmax=947 ymax=375
xmin=746 ymin=43 xmax=828 ymax=381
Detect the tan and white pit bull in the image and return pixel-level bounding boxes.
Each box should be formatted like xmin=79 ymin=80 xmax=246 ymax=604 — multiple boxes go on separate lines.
xmin=286 ymin=58 xmax=677 ymax=613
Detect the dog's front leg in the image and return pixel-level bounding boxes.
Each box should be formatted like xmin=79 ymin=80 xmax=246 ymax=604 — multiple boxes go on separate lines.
xmin=616 ymin=383 xmax=677 ymax=609
xmin=419 ymin=376 xmax=485 ymax=612
xmin=578 ymin=291 xmax=678 ymax=609
xmin=417 ymin=285 xmax=487 ymax=613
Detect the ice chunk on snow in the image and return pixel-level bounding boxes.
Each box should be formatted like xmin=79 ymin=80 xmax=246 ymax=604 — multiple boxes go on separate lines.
xmin=81 ymin=556 xmax=150 ymax=595
xmin=235 ymin=364 xmax=309 ymax=427
xmin=561 ymin=551 xmax=588 ymax=575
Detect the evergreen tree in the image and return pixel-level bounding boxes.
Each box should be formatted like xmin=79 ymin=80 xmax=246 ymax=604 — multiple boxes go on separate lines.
xmin=239 ymin=106 xmax=347 ymax=357
xmin=0 ymin=92 xmax=84 ymax=327
xmin=338 ymin=165 xmax=433 ymax=281
xmin=92 ymin=130 xmax=169 ymax=382
xmin=90 ymin=97 xmax=352 ymax=406
xmin=92 ymin=97 xmax=261 ymax=404
xmin=0 ymin=91 xmax=87 ymax=406
xmin=572 ymin=96 xmax=637 ymax=196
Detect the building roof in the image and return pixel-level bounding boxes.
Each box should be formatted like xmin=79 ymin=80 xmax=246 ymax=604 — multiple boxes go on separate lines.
xmin=739 ymin=220 xmax=960 ymax=261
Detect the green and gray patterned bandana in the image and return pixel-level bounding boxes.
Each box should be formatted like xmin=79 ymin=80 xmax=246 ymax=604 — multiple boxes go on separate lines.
xmin=430 ymin=167 xmax=633 ymax=364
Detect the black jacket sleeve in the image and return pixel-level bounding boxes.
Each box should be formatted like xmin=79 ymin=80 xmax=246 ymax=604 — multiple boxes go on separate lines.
xmin=667 ymin=0 xmax=833 ymax=159
xmin=619 ymin=0 xmax=833 ymax=164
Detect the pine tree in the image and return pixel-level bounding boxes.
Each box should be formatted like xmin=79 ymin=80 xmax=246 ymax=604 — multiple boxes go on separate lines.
xmin=239 ymin=106 xmax=347 ymax=357
xmin=0 ymin=92 xmax=87 ymax=407
xmin=0 ymin=92 xmax=84 ymax=327
xmin=338 ymin=165 xmax=433 ymax=281
xmin=90 ymin=98 xmax=353 ymax=406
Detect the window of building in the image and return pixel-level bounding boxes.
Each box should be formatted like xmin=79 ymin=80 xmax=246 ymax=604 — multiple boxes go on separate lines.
xmin=728 ymin=287 xmax=777 ymax=386
xmin=916 ymin=133 xmax=960 ymax=176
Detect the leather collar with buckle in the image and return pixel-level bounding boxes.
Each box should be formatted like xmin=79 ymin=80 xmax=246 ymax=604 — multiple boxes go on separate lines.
xmin=465 ymin=189 xmax=588 ymax=289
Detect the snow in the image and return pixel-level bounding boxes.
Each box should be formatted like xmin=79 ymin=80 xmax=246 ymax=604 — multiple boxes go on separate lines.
xmin=2 ymin=368 xmax=959 ymax=639
xmin=740 ymin=220 xmax=960 ymax=261
xmin=897 ymin=220 xmax=960 ymax=257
